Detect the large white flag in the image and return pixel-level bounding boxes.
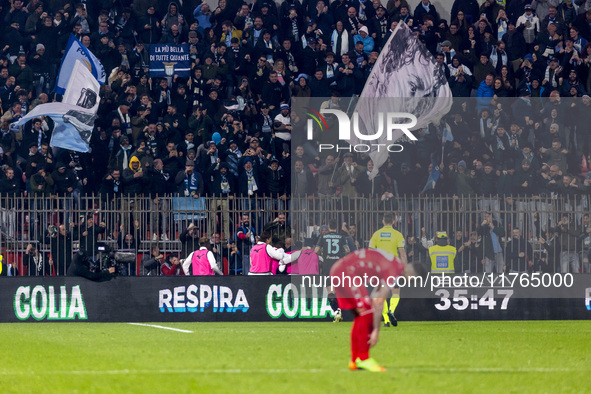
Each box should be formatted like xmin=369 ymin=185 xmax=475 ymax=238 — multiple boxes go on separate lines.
xmin=62 ymin=60 xmax=101 ymax=113
xmin=55 ymin=34 xmax=105 ymax=94
xmin=352 ymin=22 xmax=453 ymax=177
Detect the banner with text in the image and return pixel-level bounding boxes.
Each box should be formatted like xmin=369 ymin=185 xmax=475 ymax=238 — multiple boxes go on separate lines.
xmin=0 ymin=276 xmax=590 ymax=322
xmin=149 ymin=44 xmax=191 ymax=78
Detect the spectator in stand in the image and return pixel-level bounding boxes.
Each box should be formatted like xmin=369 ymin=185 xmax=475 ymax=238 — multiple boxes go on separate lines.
xmin=475 ymin=161 xmax=500 ymax=221
xmin=207 ymin=161 xmax=236 ymax=240
xmin=476 ymin=73 xmax=495 ymax=112
xmin=23 ymin=243 xmax=54 ymax=276
xmin=236 ymin=214 xmax=256 ymax=274
xmin=0 ymin=258 xmax=19 ymax=276
xmin=505 ymin=227 xmax=534 ymax=272
xmin=237 ymin=157 xmax=261 ymax=207
xmin=0 ymin=166 xmax=21 ymax=237
xmin=162 ymin=255 xmax=185 ymax=276
xmin=39 ymin=224 xmax=74 ymax=276
xmin=147 ymin=159 xmax=173 ymax=242
xmin=52 ymin=162 xmax=78 ymax=225
xmin=116 ymin=220 xmax=141 ymax=276
xmin=538 ymin=228 xmax=560 ymax=273
xmin=180 ymin=223 xmax=201 ymax=260
xmin=142 ymin=244 xmax=165 ymax=276
xmin=74 ymin=215 xmax=106 ymax=262
xmin=555 ymin=213 xmax=581 ymax=273
xmin=413 ymin=0 xmax=439 ymax=25
xmin=578 ymin=213 xmax=591 ymax=273
xmin=335 ymin=152 xmax=365 ymax=220
xmin=176 ymin=159 xmax=204 ymax=197
xmin=477 ymin=211 xmax=505 ymax=273
xmin=540 ymin=138 xmax=569 ymax=174
xmin=264 ymin=213 xmax=292 ymax=243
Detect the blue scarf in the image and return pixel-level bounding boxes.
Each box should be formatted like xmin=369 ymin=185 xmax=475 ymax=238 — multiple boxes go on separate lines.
xmin=246 ymin=169 xmax=257 ymax=192
xmin=184 ymin=172 xmax=200 ymax=195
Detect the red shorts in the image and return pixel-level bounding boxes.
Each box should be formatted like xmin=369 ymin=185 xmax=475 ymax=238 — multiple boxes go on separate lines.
xmin=330 ymin=248 xmax=404 ymax=311
xmin=336 ymin=296 xmax=372 ymax=311
xmin=335 ymin=282 xmax=372 ymax=311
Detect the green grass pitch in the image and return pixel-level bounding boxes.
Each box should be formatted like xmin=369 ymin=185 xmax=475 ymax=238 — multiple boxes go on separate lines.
xmin=0 ymin=321 xmax=589 ymax=393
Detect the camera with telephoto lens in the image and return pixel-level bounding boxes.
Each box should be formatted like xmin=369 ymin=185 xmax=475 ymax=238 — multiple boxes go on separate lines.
xmin=95 ymin=243 xmax=135 ymax=275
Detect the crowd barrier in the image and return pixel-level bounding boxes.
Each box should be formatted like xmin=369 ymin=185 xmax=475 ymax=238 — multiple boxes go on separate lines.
xmin=2 ymin=276 xmax=590 ymax=322
xmin=0 ymin=194 xmax=590 ymax=275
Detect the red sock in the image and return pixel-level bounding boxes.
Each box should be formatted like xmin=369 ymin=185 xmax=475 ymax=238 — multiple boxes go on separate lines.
xmin=350 ymin=319 xmax=359 ymax=362
xmin=352 ymin=311 xmax=373 ymax=361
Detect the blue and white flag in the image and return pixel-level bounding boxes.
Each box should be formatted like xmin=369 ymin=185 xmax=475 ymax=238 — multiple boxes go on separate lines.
xmin=441 ymin=122 xmax=454 ymax=143
xmin=13 ymin=103 xmax=95 ymax=152
xmin=13 ymin=59 xmax=100 ymax=152
xmin=421 ymin=162 xmax=441 ymax=194
xmin=55 ymin=34 xmax=105 ymax=94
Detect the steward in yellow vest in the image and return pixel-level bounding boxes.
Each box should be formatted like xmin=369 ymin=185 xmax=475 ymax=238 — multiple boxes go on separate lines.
xmin=429 ymin=232 xmax=456 ymax=274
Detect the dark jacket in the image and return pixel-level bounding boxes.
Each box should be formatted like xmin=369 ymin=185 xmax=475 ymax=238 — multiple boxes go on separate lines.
xmin=99 ymin=173 xmax=125 ymax=200
xmin=175 ymin=169 xmax=205 ymax=196
xmin=52 ymin=168 xmax=78 ymax=195
xmin=147 ymin=167 xmax=173 ymax=197
xmin=477 ymin=220 xmax=505 ymax=260
xmin=23 ymin=252 xmax=54 ymax=276
xmin=264 ymin=165 xmax=286 ymax=195
xmin=122 ymin=167 xmax=149 ymax=196
xmin=207 ymin=166 xmax=237 ymax=197
xmin=237 ymin=166 xmax=262 ymax=197
xmin=40 ymin=231 xmax=73 ymax=276
xmin=505 ymin=236 xmax=533 ymax=272
xmin=180 ymin=227 xmax=200 ymax=258
xmin=74 ymin=222 xmax=106 ymax=257
xmin=67 ymin=252 xmax=114 ymax=282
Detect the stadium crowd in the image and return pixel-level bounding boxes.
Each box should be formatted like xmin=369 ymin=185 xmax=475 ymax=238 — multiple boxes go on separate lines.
xmin=1 ymin=0 xmax=591 ymax=276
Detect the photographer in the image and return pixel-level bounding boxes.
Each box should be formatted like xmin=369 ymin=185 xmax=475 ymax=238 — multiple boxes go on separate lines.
xmin=22 ymin=243 xmax=54 ymax=276
xmin=67 ymin=250 xmax=115 ymax=282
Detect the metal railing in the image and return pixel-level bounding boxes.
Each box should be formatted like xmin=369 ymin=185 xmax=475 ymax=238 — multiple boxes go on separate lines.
xmin=0 ymin=194 xmax=589 ymax=276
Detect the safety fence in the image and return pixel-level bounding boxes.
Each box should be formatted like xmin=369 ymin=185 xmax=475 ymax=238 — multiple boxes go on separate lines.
xmin=0 ymin=194 xmax=589 ymax=276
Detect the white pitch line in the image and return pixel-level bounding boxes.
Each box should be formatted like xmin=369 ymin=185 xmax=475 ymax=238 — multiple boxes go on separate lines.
xmin=128 ymin=323 xmax=193 ymax=333
xmin=397 ymin=367 xmax=582 ymax=373
xmin=0 ymin=367 xmax=585 ymax=376
xmin=0 ymin=369 xmax=329 ymax=376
